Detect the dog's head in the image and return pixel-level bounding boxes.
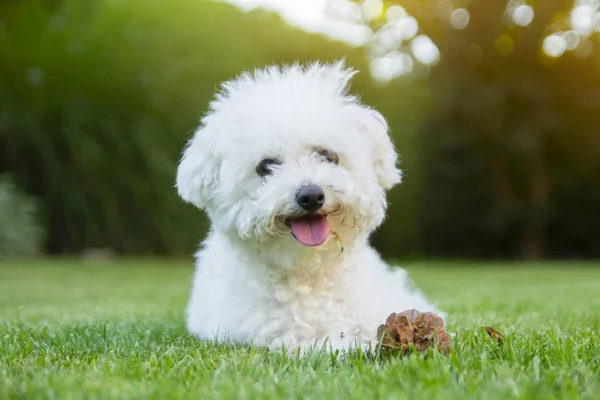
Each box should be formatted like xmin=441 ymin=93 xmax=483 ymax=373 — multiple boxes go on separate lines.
xmin=176 ymin=61 xmax=401 ymax=252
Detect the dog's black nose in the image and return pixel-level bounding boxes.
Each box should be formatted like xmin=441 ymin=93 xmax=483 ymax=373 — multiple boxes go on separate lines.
xmin=296 ymin=184 xmax=325 ymax=212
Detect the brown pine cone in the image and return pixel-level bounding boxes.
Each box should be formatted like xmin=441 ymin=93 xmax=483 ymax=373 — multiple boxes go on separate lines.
xmin=376 ymin=309 xmax=451 ymax=354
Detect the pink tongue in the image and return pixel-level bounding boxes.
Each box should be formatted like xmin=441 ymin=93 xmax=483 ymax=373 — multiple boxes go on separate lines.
xmin=290 ymin=215 xmax=330 ymax=246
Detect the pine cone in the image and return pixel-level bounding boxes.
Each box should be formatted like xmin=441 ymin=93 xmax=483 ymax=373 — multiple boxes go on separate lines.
xmin=376 ymin=309 xmax=451 ymax=354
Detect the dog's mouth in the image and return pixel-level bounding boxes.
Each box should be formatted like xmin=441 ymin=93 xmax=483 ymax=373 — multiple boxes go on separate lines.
xmin=283 ymin=214 xmax=330 ymax=247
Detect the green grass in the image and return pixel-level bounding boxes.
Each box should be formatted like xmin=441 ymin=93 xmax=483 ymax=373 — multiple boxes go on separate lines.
xmin=1 ymin=260 xmax=599 ymax=399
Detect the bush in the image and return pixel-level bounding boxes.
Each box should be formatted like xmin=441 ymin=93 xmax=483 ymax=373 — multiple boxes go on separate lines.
xmin=0 ymin=175 xmax=44 ymax=259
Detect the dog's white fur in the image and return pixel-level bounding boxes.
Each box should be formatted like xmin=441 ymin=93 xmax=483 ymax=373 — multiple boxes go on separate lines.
xmin=176 ymin=61 xmax=443 ymax=351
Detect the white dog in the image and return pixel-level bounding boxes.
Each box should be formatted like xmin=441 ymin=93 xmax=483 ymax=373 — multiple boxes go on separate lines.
xmin=176 ymin=61 xmax=443 ymax=351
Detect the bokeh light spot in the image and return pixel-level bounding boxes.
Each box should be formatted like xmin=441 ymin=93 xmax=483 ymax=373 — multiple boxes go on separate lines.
xmin=370 ymin=51 xmax=411 ymax=82
xmin=370 ymin=51 xmax=415 ymax=82
xmin=376 ymin=25 xmax=401 ymax=50
xmin=571 ymin=5 xmax=596 ymax=37
xmin=411 ymin=35 xmax=440 ymax=65
xmin=385 ymin=5 xmax=406 ymax=21
xmin=563 ymin=30 xmax=581 ymax=50
xmin=362 ymin=0 xmax=384 ymax=21
xmin=25 ymin=67 xmax=45 ymax=87
xmin=398 ymin=16 xmax=419 ymax=40
xmin=512 ymin=5 xmax=535 ymax=27
xmin=495 ymin=35 xmax=515 ymax=57
xmin=450 ymin=8 xmax=470 ymax=29
xmin=543 ymin=34 xmax=567 ymax=57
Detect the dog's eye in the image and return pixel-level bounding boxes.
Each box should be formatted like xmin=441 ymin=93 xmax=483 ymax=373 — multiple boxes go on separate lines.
xmin=317 ymin=148 xmax=339 ymax=165
xmin=256 ymin=158 xmax=282 ymax=177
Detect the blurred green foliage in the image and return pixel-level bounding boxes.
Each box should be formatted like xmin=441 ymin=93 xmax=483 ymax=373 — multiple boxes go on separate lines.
xmin=400 ymin=0 xmax=600 ymax=259
xmin=0 ymin=174 xmax=44 ymax=259
xmin=1 ymin=0 xmax=599 ymax=260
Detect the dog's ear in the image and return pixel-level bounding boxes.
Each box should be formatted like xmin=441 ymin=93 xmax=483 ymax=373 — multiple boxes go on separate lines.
xmin=356 ymin=108 xmax=402 ymax=190
xmin=176 ymin=125 xmax=220 ymax=209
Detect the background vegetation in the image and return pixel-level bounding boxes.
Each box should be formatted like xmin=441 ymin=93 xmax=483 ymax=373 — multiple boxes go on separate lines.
xmin=1 ymin=0 xmax=599 ymax=260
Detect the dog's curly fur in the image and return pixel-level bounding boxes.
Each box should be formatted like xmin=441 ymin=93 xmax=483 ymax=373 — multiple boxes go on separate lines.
xmin=176 ymin=61 xmax=443 ymax=351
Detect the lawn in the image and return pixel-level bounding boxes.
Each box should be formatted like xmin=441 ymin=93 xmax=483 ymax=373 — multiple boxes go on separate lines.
xmin=1 ymin=260 xmax=599 ymax=399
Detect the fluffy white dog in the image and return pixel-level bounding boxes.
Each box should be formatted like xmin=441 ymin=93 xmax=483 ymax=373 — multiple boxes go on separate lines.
xmin=176 ymin=61 xmax=443 ymax=351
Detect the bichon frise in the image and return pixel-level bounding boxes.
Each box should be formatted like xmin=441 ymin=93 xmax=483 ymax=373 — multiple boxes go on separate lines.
xmin=176 ymin=61 xmax=443 ymax=351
